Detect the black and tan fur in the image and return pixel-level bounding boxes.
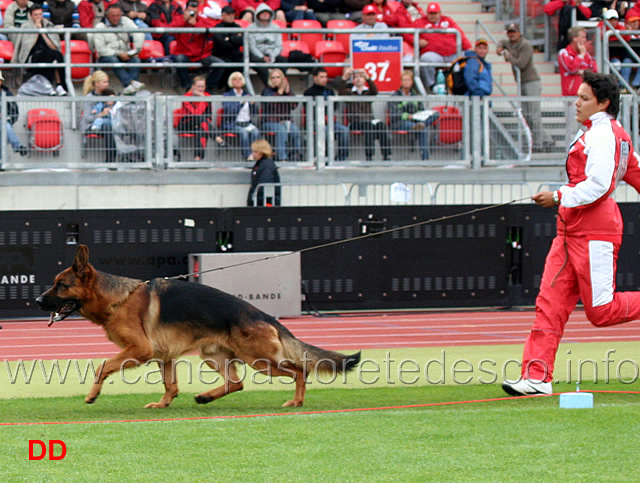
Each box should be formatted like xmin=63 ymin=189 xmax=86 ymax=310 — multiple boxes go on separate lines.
xmin=36 ymin=245 xmax=360 ymax=408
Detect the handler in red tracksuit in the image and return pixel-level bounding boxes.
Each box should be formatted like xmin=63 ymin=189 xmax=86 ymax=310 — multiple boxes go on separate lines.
xmin=503 ymin=72 xmax=640 ymax=396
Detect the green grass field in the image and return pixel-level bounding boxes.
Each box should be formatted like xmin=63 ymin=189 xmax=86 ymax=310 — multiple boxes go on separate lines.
xmin=2 ymin=343 xmax=640 ymax=481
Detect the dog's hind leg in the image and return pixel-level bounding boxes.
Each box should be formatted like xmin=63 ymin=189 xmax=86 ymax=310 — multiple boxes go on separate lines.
xmin=194 ymin=348 xmax=244 ymax=404
xmin=144 ymin=359 xmax=179 ymax=408
xmin=270 ymin=364 xmax=307 ymax=407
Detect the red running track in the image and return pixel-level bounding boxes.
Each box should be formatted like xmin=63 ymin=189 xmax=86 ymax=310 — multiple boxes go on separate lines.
xmin=2 ymin=309 xmax=640 ymax=361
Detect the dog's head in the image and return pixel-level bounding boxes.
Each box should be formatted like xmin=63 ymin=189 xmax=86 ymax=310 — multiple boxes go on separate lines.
xmin=36 ymin=244 xmax=94 ymax=326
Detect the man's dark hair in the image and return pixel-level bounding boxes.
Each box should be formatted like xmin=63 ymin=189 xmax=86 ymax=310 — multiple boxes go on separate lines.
xmin=582 ymin=71 xmax=619 ymax=117
xmin=311 ymin=67 xmax=327 ymax=77
xmin=28 ymin=4 xmax=44 ymax=13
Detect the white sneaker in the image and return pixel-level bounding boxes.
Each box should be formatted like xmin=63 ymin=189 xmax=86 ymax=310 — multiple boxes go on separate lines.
xmin=122 ymin=83 xmax=137 ymax=95
xmin=502 ymin=379 xmax=552 ymax=396
xmin=131 ymin=80 xmax=144 ymax=91
xmin=55 ymin=85 xmax=67 ymax=96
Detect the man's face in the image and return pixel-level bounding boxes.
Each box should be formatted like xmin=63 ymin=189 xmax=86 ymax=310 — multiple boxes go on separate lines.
xmin=353 ymin=71 xmax=366 ymax=87
xmin=106 ymin=8 xmax=122 ymax=25
xmin=222 ymin=11 xmax=235 ymax=23
xmin=314 ymin=72 xmax=328 ymax=86
xmin=363 ymin=12 xmax=377 ymax=26
xmin=427 ymin=11 xmax=441 ymax=23
xmin=575 ymin=82 xmax=609 ymax=124
xmin=30 ymin=8 xmax=43 ymax=22
xmin=400 ymin=74 xmax=413 ymax=90
xmin=475 ymin=43 xmax=488 ymax=58
xmin=257 ymin=11 xmax=271 ymax=23
xmin=17 ymin=0 xmax=28 ymax=8
xmin=572 ymin=30 xmax=587 ymax=47
xmin=507 ymin=30 xmax=520 ymax=43
xmin=627 ymin=20 xmax=640 ymax=30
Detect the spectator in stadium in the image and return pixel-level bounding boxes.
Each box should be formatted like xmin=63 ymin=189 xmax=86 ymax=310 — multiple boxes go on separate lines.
xmin=47 ymin=0 xmax=81 ymax=28
xmin=222 ymin=72 xmax=261 ymax=161
xmin=386 ymin=0 xmax=424 ymax=28
xmin=148 ymin=0 xmax=184 ymax=55
xmin=558 ymin=26 xmax=598 ymax=96
xmin=247 ymin=3 xmax=286 ymax=87
xmin=4 ymin=0 xmax=33 ymax=42
xmin=0 ymin=71 xmax=28 ymax=157
xmin=170 ymin=1 xmax=222 ymax=93
xmin=47 ymin=0 xmax=85 ymax=40
xmin=87 ymin=87 xmax=117 ymax=132
xmin=281 ymin=0 xmax=317 ymax=23
xmin=405 ymin=2 xmax=471 ymax=92
xmin=303 ymin=66 xmax=350 ymax=161
xmin=462 ymin=38 xmax=492 ymax=97
xmin=600 ymin=9 xmax=640 ymax=91
xmin=340 ymin=0 xmax=367 ymax=24
xmin=543 ymin=0 xmax=592 ymax=50
xmin=335 ymin=66 xmax=391 ymax=161
xmin=12 ymin=4 xmax=68 ymax=96
xmin=92 ymin=4 xmax=146 ymax=95
xmin=78 ymin=0 xmax=106 ymax=28
xmin=497 ymin=24 xmax=555 ymax=152
xmin=388 ymin=70 xmax=434 ymax=161
xmin=369 ymin=0 xmax=397 ymax=25
xmin=247 ymin=138 xmax=281 ymax=206
xmin=502 ymin=71 xmax=640 ymax=397
xmin=80 ymin=70 xmax=118 ymax=162
xmin=232 ymin=0 xmax=286 ymax=23
xmin=117 ymin=0 xmax=153 ymax=40
xmin=353 ymin=4 xmax=390 ymax=38
xmin=306 ymin=0 xmax=341 ymax=26
xmin=211 ymin=5 xmax=245 ymax=90
xmin=261 ymin=69 xmax=302 ymax=162
xmin=175 ymin=76 xmax=225 ymax=160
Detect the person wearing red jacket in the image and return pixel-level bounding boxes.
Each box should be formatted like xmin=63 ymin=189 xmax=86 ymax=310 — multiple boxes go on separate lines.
xmin=369 ymin=0 xmax=397 ymax=25
xmin=78 ymin=0 xmax=106 ymax=28
xmin=558 ymin=26 xmax=598 ymax=96
xmin=174 ymin=76 xmax=225 ymax=160
xmin=386 ymin=0 xmax=424 ymax=28
xmin=148 ymin=0 xmax=184 ymax=55
xmin=405 ymin=2 xmax=471 ymax=90
xmin=503 ymin=71 xmax=640 ymax=396
xmin=170 ymin=1 xmax=222 ymax=92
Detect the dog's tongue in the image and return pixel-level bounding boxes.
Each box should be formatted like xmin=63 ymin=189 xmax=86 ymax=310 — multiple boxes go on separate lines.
xmin=47 ymin=313 xmax=57 ymax=327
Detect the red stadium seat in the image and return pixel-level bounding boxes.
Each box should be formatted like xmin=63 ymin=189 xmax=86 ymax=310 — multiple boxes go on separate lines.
xmin=273 ymin=19 xmax=289 ymax=42
xmin=138 ymin=40 xmax=165 ymax=61
xmin=281 ymin=40 xmax=310 ymax=57
xmin=0 ymin=0 xmax=12 ymax=12
xmin=326 ymin=19 xmax=356 ymax=54
xmin=60 ymin=40 xmax=92 ymax=81
xmin=314 ymin=40 xmax=347 ymax=78
xmin=291 ymin=19 xmax=323 ymax=57
xmin=0 ymin=40 xmax=14 ymax=62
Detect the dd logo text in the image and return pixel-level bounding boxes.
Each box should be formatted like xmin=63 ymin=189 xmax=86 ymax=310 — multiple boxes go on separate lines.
xmin=29 ymin=440 xmax=66 ymax=460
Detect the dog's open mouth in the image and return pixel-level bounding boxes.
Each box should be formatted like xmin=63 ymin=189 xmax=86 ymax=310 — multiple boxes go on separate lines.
xmin=48 ymin=302 xmax=79 ymax=326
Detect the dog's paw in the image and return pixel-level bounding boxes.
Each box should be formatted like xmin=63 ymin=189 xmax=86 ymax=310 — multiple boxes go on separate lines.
xmin=194 ymin=394 xmax=214 ymax=404
xmin=282 ymin=399 xmax=303 ymax=407
xmin=144 ymin=402 xmax=168 ymax=409
xmin=85 ymin=396 xmax=97 ymax=404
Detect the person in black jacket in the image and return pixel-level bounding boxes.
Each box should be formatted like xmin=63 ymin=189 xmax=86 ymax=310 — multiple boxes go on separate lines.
xmin=247 ymin=139 xmax=281 ymax=206
xmin=210 ymin=5 xmax=244 ymax=91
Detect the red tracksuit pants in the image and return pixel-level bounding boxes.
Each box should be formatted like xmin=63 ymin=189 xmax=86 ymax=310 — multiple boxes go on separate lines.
xmin=522 ymin=234 xmax=640 ymax=381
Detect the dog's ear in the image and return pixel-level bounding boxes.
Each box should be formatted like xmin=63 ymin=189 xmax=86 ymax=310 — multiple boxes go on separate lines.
xmin=72 ymin=245 xmax=90 ymax=277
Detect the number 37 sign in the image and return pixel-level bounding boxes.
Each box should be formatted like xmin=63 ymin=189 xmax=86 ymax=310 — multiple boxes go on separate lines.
xmin=350 ymin=37 xmax=403 ymax=92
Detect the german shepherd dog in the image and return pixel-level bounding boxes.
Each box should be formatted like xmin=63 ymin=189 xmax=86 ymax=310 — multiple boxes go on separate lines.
xmin=36 ymin=245 xmax=360 ymax=408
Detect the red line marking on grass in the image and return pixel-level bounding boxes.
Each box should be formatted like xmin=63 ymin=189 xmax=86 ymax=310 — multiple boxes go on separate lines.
xmin=2 ymin=391 xmax=638 ymax=427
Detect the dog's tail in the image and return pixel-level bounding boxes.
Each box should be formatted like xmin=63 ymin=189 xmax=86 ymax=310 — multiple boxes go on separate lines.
xmin=272 ymin=319 xmax=361 ymax=375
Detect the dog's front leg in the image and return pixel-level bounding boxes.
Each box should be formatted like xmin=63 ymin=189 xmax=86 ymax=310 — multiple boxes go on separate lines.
xmin=144 ymin=359 xmax=179 ymax=408
xmin=85 ymin=345 xmax=153 ymax=404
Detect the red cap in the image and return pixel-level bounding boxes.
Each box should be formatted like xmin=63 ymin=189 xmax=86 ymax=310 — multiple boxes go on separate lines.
xmin=427 ymin=2 xmax=441 ymax=13
xmin=362 ymin=4 xmax=377 ymax=15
